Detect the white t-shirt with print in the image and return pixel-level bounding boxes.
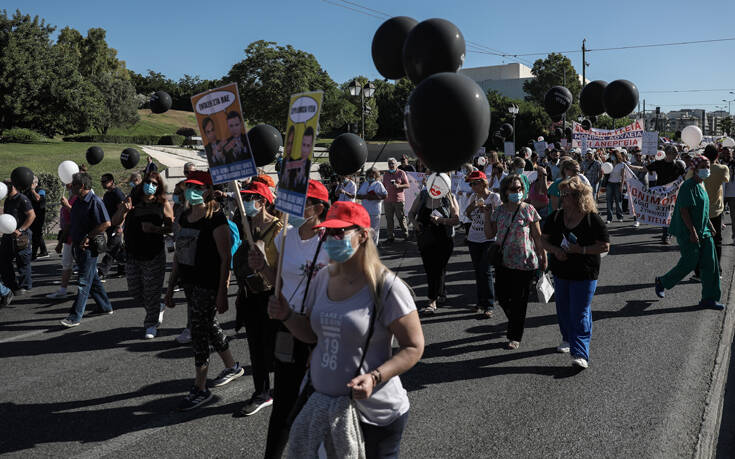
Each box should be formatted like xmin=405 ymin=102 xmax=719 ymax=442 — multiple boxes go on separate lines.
xmin=357 ymin=180 xmax=387 ymax=215
xmin=275 ymin=228 xmax=330 ymax=311
xmin=467 ymin=192 xmax=502 ymax=243
xmin=305 ymin=268 xmax=415 ymax=426
xmin=336 ymin=179 xmax=357 ymax=202
xmin=608 ymin=163 xmax=625 ymax=183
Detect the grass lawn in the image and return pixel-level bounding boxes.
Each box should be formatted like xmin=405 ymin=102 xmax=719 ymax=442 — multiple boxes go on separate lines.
xmin=0 ymin=142 xmax=164 ymax=188
xmin=73 ymin=109 xmax=199 ymax=137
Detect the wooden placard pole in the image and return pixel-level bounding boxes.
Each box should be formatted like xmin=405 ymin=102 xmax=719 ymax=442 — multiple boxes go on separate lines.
xmin=273 ymin=213 xmax=289 ymax=297
xmin=232 ymin=180 xmax=255 ymax=247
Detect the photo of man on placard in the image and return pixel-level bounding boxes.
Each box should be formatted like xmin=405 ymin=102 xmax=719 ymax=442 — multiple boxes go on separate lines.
xmin=222 ymin=111 xmax=252 ymax=164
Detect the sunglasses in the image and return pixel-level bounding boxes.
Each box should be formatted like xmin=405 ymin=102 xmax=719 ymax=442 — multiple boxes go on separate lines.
xmin=186 ymin=183 xmax=205 ymax=190
xmin=144 ymin=179 xmax=158 ymax=186
xmin=324 ymin=226 xmax=358 ymax=240
xmin=470 ymin=180 xmax=484 ymax=186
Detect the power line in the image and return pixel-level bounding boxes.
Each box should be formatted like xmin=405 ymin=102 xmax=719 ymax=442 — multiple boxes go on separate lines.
xmin=320 ymin=0 xmax=386 ymax=20
xmin=641 ymin=89 xmax=735 ymax=94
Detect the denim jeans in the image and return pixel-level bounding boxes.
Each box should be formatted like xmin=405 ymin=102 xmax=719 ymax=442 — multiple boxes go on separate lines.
xmin=605 ymin=182 xmax=623 ymax=221
xmin=361 ymin=412 xmax=409 ymax=459
xmin=0 ymin=279 xmax=10 ymax=297
xmin=467 ymin=241 xmax=495 ymax=309
xmin=67 ymin=245 xmax=112 ymax=322
xmin=554 ymin=277 xmax=597 ymax=361
xmin=589 ymin=179 xmax=600 ymax=201
xmin=0 ymin=232 xmax=32 ymax=290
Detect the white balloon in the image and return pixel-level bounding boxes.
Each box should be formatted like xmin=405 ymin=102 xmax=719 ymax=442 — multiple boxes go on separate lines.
xmin=426 ymin=172 xmax=451 ymax=199
xmin=525 ymin=171 xmax=538 ymax=183
xmin=58 ymin=160 xmax=79 ymax=185
xmin=0 ymin=214 xmax=17 ymax=234
xmin=721 ymin=137 xmax=735 ymax=148
xmin=537 ymin=136 xmax=544 ymax=142
xmin=655 ymin=150 xmax=665 ymax=161
xmin=681 ymin=125 xmax=703 ymax=148
xmin=0 ymin=181 xmax=7 ymax=201
xmin=601 ymin=162 xmax=614 ymax=174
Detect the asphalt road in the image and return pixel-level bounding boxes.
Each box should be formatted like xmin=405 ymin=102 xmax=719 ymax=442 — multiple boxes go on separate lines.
xmin=1 ymin=210 xmax=733 ymax=458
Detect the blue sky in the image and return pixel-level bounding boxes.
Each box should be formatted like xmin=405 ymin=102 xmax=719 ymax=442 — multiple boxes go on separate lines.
xmin=10 ymin=0 xmax=735 ymax=113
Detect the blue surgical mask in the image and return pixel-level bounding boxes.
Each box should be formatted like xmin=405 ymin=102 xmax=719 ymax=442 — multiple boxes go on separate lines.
xmin=324 ymin=236 xmax=355 ymax=263
xmin=184 ymin=188 xmax=204 ymax=205
xmin=289 ymin=215 xmax=307 ymax=228
xmin=129 ymin=182 xmax=136 ymax=188
xmin=388 ymin=169 xmax=396 ymax=174
xmin=508 ymin=192 xmax=523 ymax=203
xmin=515 ymin=168 xmax=524 ymax=175
xmin=367 ymin=178 xmax=375 ymax=183
xmin=143 ymin=183 xmax=157 ymax=195
xmin=244 ymin=200 xmax=260 ymax=216
xmin=697 ymin=168 xmax=711 ymax=180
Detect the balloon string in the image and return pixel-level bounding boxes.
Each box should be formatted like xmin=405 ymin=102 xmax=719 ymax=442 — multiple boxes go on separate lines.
xmin=368 ymin=138 xmax=391 ymax=170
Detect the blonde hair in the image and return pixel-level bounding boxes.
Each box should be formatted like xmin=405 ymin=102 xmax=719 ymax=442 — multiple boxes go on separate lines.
xmin=559 ymin=176 xmax=597 ymax=214
xmin=203 ymin=186 xmax=221 ymax=219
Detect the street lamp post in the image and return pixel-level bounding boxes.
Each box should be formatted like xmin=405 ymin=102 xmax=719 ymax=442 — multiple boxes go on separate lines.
xmin=348 ymin=80 xmax=376 ymax=139
xmin=508 ymin=104 xmax=519 ymax=151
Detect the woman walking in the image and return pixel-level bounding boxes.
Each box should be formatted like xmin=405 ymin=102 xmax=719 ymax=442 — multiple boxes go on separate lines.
xmin=408 ymin=176 xmax=459 ymax=315
xmin=163 ymin=170 xmax=243 ymax=411
xmin=541 ymin=177 xmax=610 ymax=369
xmin=487 ymin=175 xmax=547 ymax=350
xmin=268 ymin=201 xmax=424 ymax=458
xmin=232 ymin=181 xmax=283 ymax=416
xmin=605 ymin=150 xmax=625 ymax=223
xmin=464 ymin=170 xmax=501 ymax=318
xmin=113 ymin=171 xmax=173 ymax=339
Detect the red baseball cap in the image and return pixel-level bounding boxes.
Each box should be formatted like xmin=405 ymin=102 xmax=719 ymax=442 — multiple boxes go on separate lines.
xmin=306 ymin=179 xmax=329 ymax=202
xmin=184 ymin=170 xmax=212 ymax=186
xmin=314 ymin=201 xmax=371 ymax=229
xmin=466 ymin=170 xmax=487 ymax=182
xmin=241 ymin=181 xmax=274 ymax=203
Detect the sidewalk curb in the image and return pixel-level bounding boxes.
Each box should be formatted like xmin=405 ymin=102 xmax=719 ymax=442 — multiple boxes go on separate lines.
xmin=695 ymin=243 xmax=735 ymax=459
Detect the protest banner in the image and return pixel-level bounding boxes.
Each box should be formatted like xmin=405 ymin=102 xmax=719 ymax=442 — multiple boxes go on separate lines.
xmin=534 ymin=141 xmax=548 ymax=157
xmin=504 ymin=141 xmax=514 ymax=157
xmin=642 ymin=131 xmax=658 ymax=155
xmin=624 ymin=166 xmax=683 ymax=227
xmin=572 ymin=120 xmax=644 ymax=150
xmin=405 ymin=172 xmax=427 ymax=212
xmin=274 ymin=90 xmax=324 ymax=217
xmin=191 ymin=82 xmax=257 ymax=184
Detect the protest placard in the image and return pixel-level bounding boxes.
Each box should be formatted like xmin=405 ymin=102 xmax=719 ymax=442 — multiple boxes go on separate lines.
xmin=504 ymin=141 xmax=514 ymax=157
xmin=642 ymin=131 xmax=658 ymax=155
xmin=572 ymin=120 xmax=644 ymax=150
xmin=534 ymin=141 xmax=548 ymax=157
xmin=191 ymin=82 xmax=257 ymax=184
xmin=624 ymin=166 xmax=683 ymax=227
xmin=405 ymin=172 xmax=426 ymax=212
xmin=274 ymin=90 xmax=324 ymax=217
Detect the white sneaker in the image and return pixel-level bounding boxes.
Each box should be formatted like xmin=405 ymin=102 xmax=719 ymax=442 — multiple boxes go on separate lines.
xmin=571 ymin=357 xmax=589 ymax=369
xmin=556 ymin=341 xmax=570 ymax=353
xmin=158 ymin=302 xmax=166 ymax=325
xmin=46 ymin=290 xmax=69 ymax=299
xmin=606 ymin=220 xmax=611 ymax=224
xmin=144 ymin=326 xmax=157 ymax=339
xmin=633 ymin=221 xmax=640 ymax=228
xmin=176 ymin=328 xmax=192 ymax=344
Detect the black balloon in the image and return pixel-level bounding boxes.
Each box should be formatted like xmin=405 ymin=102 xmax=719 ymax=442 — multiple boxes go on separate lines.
xmin=150 ymin=91 xmax=172 ymax=114
xmin=248 ymin=124 xmax=282 ymax=167
xmin=329 ymin=133 xmax=368 ymax=176
xmin=499 ymin=123 xmax=513 ymax=139
xmin=554 ymin=127 xmax=564 ymax=139
xmin=550 ymin=114 xmax=563 ymax=123
xmin=86 ymin=146 xmax=104 ymax=165
xmin=603 ymin=79 xmax=639 ymax=118
xmin=544 ymin=86 xmax=573 ymax=117
xmin=402 ymin=18 xmax=465 ymax=84
xmin=580 ymin=80 xmax=607 ymax=116
xmin=10 ymin=167 xmax=34 ymax=191
xmin=405 ymin=72 xmax=490 ymax=172
xmin=581 ymin=119 xmax=592 ymax=130
xmin=372 ymin=16 xmax=418 ymax=80
xmin=120 ymin=148 xmax=140 ymax=169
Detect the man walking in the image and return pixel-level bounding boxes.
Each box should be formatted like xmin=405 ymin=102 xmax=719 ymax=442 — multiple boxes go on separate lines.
xmin=26 ymin=176 xmax=48 ymax=259
xmin=582 ymin=150 xmax=603 ymax=201
xmin=382 ymin=157 xmax=410 ymax=243
xmin=98 ymin=173 xmax=126 ymax=279
xmin=61 ymin=172 xmax=114 ymax=327
xmin=1 ymin=180 xmax=35 ymax=294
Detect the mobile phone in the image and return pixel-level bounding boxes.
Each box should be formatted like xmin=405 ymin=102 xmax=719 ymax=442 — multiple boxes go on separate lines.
xmin=567 ymin=232 xmax=578 ymax=244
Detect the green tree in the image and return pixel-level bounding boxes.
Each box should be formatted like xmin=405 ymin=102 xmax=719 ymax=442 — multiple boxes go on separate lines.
xmin=523 ymin=53 xmax=582 ymax=121
xmin=719 ymin=116 xmax=732 ymax=136
xmin=91 ymin=72 xmax=139 ymax=134
xmin=334 ymin=76 xmax=379 ymax=139
xmin=485 ymin=90 xmax=551 ymax=150
xmin=227 ymin=40 xmax=337 ymax=132
xmin=594 ymin=114 xmax=633 ymax=130
xmin=374 ymin=78 xmax=414 ymax=140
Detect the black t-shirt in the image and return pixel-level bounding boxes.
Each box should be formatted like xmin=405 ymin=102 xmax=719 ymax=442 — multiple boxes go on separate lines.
xmin=103 ymin=187 xmax=126 ymax=217
xmin=3 ymin=192 xmax=34 ymax=229
xmin=398 ymin=164 xmax=416 ymax=172
xmin=24 ymin=189 xmax=46 ymax=213
xmin=542 ymin=209 xmax=610 ymax=280
xmin=647 ymin=160 xmax=684 ymax=185
xmin=176 ymin=209 xmax=228 ymax=290
xmin=124 ymin=198 xmax=165 ymax=260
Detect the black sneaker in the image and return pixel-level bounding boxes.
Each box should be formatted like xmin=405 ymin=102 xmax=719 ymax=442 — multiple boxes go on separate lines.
xmin=238 ymin=394 xmax=273 ymax=416
xmin=211 ymin=363 xmax=244 ymax=387
xmin=1 ymin=290 xmax=14 ymax=307
xmin=179 ymin=386 xmax=213 ymax=411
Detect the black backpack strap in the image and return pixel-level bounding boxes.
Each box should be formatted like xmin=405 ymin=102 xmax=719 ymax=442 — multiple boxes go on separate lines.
xmin=299 ymin=235 xmax=325 ymax=314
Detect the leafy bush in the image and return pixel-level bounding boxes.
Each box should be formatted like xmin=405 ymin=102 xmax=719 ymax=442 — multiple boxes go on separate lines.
xmin=63 ymin=134 xmax=161 ymax=144
xmin=176 ymin=127 xmax=197 ymax=137
xmin=157 ymin=134 xmax=185 ymax=146
xmin=36 ymin=173 xmax=63 ymax=238
xmin=1 ymin=128 xmax=45 ymax=144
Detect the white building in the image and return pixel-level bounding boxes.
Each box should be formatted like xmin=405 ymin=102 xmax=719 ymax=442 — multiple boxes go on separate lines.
xmin=460 ymin=63 xmax=588 ymax=100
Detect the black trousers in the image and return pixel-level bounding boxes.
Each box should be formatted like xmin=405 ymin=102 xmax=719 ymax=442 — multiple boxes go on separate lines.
xmin=98 ymin=231 xmax=126 ymax=276
xmin=417 ymin=228 xmax=454 ymax=301
xmin=237 ymin=289 xmax=277 ymax=398
xmin=30 ymin=212 xmax=47 ymax=257
xmin=264 ymin=336 xmax=311 ymax=459
xmin=494 ymin=266 xmax=535 ymax=342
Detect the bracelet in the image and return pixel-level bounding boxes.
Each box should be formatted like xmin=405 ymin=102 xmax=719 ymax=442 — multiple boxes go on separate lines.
xmin=282 ymin=308 xmax=294 ymax=322
xmin=371 ymin=368 xmax=383 ymax=385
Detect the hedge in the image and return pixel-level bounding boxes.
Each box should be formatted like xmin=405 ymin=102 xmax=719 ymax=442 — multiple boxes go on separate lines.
xmin=63 ymin=134 xmax=184 ymax=146
xmin=1 ymin=128 xmax=45 ymax=144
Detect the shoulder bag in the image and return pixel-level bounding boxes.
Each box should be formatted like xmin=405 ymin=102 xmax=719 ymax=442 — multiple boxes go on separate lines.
xmin=488 ymin=204 xmax=521 ymax=268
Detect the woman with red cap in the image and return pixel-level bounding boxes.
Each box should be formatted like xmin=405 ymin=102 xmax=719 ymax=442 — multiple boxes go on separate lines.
xmin=164 ymin=170 xmax=244 ymax=411
xmin=231 ymin=181 xmax=284 ymax=417
xmin=257 ymin=179 xmax=331 ymax=458
xmin=268 ymin=201 xmax=424 ymax=458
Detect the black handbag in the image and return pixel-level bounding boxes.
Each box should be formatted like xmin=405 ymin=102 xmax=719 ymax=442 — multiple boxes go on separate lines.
xmin=488 ymin=204 xmax=520 ymax=268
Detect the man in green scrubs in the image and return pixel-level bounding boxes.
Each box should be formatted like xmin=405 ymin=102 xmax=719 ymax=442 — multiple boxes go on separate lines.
xmin=654 ymin=154 xmax=724 ymax=309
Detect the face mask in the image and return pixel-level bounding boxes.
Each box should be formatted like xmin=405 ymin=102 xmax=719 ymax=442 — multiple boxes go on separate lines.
xmin=515 ymin=168 xmax=523 ymax=175
xmin=184 ymin=188 xmax=204 ymax=205
xmin=244 ymin=200 xmax=260 ymax=217
xmin=367 ymin=178 xmax=375 ymax=183
xmin=143 ymin=183 xmax=157 ymax=196
xmin=697 ymin=168 xmax=711 ymax=180
xmin=172 ymin=194 xmax=181 ymax=204
xmin=129 ymin=182 xmax=136 ymax=188
xmin=324 ymin=236 xmax=355 ymax=263
xmin=508 ymin=192 xmax=523 ymax=203
xmin=388 ymin=168 xmax=396 ymax=174
xmin=290 ymin=206 xmax=314 ymax=228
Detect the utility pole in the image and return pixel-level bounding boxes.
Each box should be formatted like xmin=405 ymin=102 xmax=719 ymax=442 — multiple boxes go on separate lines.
xmin=581 ymin=39 xmax=586 ymax=86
